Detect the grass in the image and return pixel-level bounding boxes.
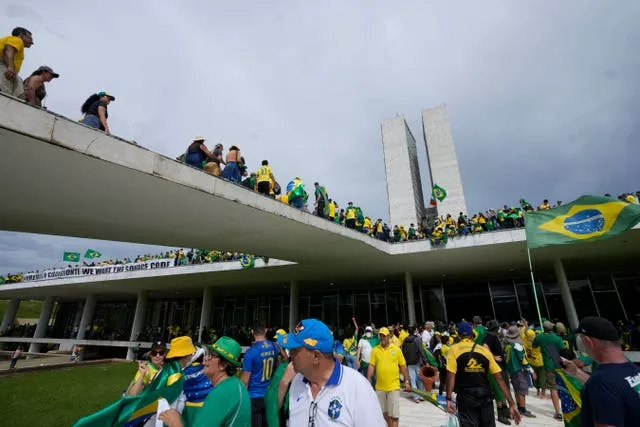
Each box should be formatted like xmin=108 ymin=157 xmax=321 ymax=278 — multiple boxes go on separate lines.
xmin=4 ymin=362 xmax=135 ymax=427
xmin=0 ymin=299 xmax=44 ymax=320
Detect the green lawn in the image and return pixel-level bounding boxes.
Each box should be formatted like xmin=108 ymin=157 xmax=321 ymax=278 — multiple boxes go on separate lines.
xmin=0 ymin=299 xmax=43 ymax=320
xmin=4 ymin=362 xmax=135 ymax=427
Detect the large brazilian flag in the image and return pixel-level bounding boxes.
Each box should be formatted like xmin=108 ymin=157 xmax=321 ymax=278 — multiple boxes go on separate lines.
xmin=73 ymin=361 xmax=184 ymax=427
xmin=525 ymin=195 xmax=640 ymax=249
xmin=555 ymin=370 xmax=582 ymax=427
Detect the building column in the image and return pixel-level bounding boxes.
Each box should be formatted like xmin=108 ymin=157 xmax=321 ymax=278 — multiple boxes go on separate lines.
xmin=554 ymin=258 xmax=579 ymax=329
xmin=199 ymin=288 xmax=213 ymax=344
xmin=127 ymin=291 xmax=148 ymax=360
xmin=28 ymin=296 xmax=55 ymax=353
xmin=289 ymin=280 xmax=299 ymax=332
xmin=405 ymin=272 xmax=417 ymax=325
xmin=151 ymin=300 xmax=162 ymax=329
xmin=76 ymin=294 xmax=96 ymax=340
xmin=0 ymin=299 xmax=20 ymax=334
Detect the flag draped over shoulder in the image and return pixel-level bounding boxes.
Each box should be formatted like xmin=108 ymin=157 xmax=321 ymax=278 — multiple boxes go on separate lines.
xmin=555 ymin=370 xmax=582 ymax=427
xmin=63 ymin=251 xmax=81 ymax=262
xmin=286 ymin=179 xmax=308 ymax=202
xmin=525 ymin=195 xmax=640 ymax=249
xmin=73 ymin=361 xmax=184 ymax=427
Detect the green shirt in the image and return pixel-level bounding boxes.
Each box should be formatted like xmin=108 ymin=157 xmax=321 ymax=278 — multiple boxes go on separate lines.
xmin=532 ymin=332 xmax=564 ymax=370
xmin=369 ymin=336 xmax=380 ymax=348
xmin=189 ymin=376 xmax=251 ymax=427
xmin=264 ymin=362 xmax=289 ymax=427
xmin=504 ymin=342 xmax=529 ymax=375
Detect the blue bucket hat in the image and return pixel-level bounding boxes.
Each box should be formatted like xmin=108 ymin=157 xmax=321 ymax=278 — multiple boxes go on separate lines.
xmin=278 ymin=319 xmax=334 ymax=353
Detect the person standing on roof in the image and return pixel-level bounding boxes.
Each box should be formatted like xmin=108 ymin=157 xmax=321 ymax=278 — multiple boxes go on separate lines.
xmin=79 ymin=91 xmax=116 ymax=134
xmin=256 ymin=161 xmax=276 ymax=197
xmin=0 ymin=27 xmax=33 ymax=98
xmin=23 ymin=65 xmax=59 ymax=107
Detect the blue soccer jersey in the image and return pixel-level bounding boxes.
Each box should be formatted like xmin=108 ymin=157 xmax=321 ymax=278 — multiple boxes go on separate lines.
xmin=242 ymin=340 xmax=278 ymax=398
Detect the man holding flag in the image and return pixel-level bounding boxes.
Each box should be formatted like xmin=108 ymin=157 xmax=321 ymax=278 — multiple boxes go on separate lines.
xmin=561 ymin=317 xmax=640 ymax=427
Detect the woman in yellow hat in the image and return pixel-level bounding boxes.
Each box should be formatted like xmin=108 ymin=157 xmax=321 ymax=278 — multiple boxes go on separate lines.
xmin=159 ymin=336 xmax=251 ymax=427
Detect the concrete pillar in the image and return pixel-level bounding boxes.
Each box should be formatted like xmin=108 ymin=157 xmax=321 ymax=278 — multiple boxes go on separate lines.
xmin=28 ymin=296 xmax=55 ymax=353
xmin=289 ymin=281 xmax=299 ymax=332
xmin=0 ymin=299 xmax=20 ymax=334
xmin=76 ymin=294 xmax=97 ymax=340
xmin=127 ymin=291 xmax=148 ymax=360
xmin=405 ymin=272 xmax=417 ymax=325
xmin=199 ymin=288 xmax=213 ymax=344
xmin=554 ymin=259 xmax=579 ymax=329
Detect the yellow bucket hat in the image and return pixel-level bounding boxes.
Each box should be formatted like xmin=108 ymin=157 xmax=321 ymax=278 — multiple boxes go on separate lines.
xmin=166 ymin=336 xmax=196 ymax=359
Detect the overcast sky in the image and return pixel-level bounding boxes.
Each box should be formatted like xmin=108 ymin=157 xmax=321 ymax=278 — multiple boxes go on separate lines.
xmin=1 ymin=0 xmax=639 ymax=274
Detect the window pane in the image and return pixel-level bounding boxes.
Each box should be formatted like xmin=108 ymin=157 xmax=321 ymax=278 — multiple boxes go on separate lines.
xmin=387 ymin=291 xmax=404 ymax=325
xmin=570 ymin=280 xmax=598 ymax=319
xmin=422 ymin=287 xmax=446 ymax=323
xmin=269 ymin=297 xmax=282 ymax=328
xmin=445 ymin=283 xmax=492 ymax=323
xmin=298 ymin=296 xmax=310 ymax=321
xmin=354 ymin=294 xmax=371 ymax=325
xmin=614 ymin=277 xmax=640 ymax=320
xmin=493 ymin=296 xmax=520 ymax=323
xmin=589 ymin=274 xmax=614 ymax=291
xmin=516 ymin=282 xmax=548 ymax=323
xmin=323 ymin=294 xmax=338 ymax=327
xmin=371 ymin=291 xmax=387 ymax=327
xmin=593 ymin=291 xmax=625 ymax=322
xmin=543 ymin=293 xmax=565 ymax=322
xmin=490 ymin=280 xmax=515 ymax=297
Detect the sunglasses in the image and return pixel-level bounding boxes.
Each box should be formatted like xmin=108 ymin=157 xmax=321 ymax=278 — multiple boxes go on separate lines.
xmin=150 ymin=351 xmax=165 ymax=357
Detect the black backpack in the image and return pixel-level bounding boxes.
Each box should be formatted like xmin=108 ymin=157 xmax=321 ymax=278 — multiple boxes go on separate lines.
xmin=402 ymin=336 xmax=421 ymax=365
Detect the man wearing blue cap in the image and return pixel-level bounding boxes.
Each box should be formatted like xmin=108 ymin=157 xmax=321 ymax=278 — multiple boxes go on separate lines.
xmin=445 ymin=322 xmax=521 ymax=427
xmin=278 ymin=318 xmax=385 ymax=426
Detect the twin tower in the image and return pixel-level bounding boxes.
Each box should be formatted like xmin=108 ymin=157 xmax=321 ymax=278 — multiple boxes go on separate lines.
xmin=381 ymin=105 xmax=468 ymax=229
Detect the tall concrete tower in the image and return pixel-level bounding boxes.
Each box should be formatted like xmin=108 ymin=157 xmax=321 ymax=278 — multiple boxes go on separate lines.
xmin=422 ymin=105 xmax=468 ymax=217
xmin=381 ymin=116 xmax=425 ymax=228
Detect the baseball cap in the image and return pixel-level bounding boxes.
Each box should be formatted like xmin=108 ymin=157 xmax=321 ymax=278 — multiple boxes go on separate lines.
xmin=96 ymin=91 xmax=115 ymax=101
xmin=278 ymin=319 xmax=334 ymax=353
xmin=457 ymin=322 xmax=474 ymax=336
xmin=378 ymin=327 xmax=390 ymax=336
xmin=575 ymin=316 xmax=620 ymax=342
xmin=364 ymin=326 xmax=373 ymax=332
xmin=35 ymin=65 xmax=59 ymax=78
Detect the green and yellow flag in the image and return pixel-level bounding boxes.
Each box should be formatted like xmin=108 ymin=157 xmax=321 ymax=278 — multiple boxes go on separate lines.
xmin=555 ymin=370 xmax=582 ymax=427
xmin=525 ymin=195 xmax=640 ymax=249
xmin=84 ymin=249 xmax=102 ymax=259
xmin=73 ymin=361 xmax=184 ymax=427
xmin=432 ymin=185 xmax=447 ymax=202
xmin=63 ymin=252 xmax=81 ymax=262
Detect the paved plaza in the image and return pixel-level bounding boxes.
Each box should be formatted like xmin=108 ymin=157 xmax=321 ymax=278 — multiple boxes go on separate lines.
xmin=399 ymin=391 xmax=557 ymax=427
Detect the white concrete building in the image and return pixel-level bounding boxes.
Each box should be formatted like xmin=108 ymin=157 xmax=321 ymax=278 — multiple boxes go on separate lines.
xmin=381 ymin=117 xmax=425 ymax=229
xmin=422 ymin=105 xmax=468 ymax=218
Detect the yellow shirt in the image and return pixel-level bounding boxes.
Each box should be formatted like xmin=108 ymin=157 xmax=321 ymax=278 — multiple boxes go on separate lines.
xmin=329 ymin=202 xmax=336 ymax=218
xmin=522 ymin=329 xmax=543 ymax=367
xmin=132 ymin=363 xmax=160 ymax=387
xmin=376 ymin=223 xmax=383 ymax=233
xmin=390 ymin=335 xmax=400 ymax=347
xmin=346 ymin=207 xmax=356 ymax=220
xmin=343 ymin=336 xmax=358 ymax=356
xmin=370 ymin=344 xmax=406 ymax=392
xmin=398 ymin=329 xmax=409 ymax=346
xmin=256 ymin=165 xmax=272 ymax=183
xmin=446 ymin=339 xmax=501 ymax=381
xmin=363 ymin=218 xmax=372 ymax=229
xmin=0 ymin=36 xmax=25 ymax=73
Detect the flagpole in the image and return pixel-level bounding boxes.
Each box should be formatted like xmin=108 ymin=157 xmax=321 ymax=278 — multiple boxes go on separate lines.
xmin=526 ymin=245 xmax=544 ymax=330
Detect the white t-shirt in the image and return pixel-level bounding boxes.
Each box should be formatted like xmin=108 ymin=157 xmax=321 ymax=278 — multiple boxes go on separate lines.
xmin=357 ymin=338 xmax=373 ymax=363
xmin=421 ymin=330 xmax=434 ymax=347
xmin=289 ymin=363 xmax=385 ymax=427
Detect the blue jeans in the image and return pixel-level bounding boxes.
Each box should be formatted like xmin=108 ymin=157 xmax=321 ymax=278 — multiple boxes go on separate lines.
xmin=407 ymin=364 xmax=424 ymax=400
xmin=345 ymin=354 xmax=356 ymax=369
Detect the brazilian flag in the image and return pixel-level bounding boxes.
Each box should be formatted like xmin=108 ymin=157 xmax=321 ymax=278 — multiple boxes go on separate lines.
xmin=63 ymin=251 xmax=81 ymax=262
xmin=432 ymin=185 xmax=447 ymax=202
xmin=555 ymin=370 xmax=582 ymax=427
xmin=525 ymin=195 xmax=640 ymax=249
xmin=73 ymin=361 xmax=184 ymax=427
xmin=84 ymin=249 xmax=102 ymax=259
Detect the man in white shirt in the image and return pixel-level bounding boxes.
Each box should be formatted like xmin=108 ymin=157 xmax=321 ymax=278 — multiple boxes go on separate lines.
xmin=356 ymin=326 xmax=374 ymax=376
xmin=421 ymin=322 xmax=435 ymax=350
xmin=279 ymin=319 xmax=385 ymax=427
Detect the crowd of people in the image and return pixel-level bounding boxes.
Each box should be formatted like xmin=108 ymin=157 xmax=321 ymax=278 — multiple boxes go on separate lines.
xmin=64 ymin=313 xmax=640 ymax=427
xmin=0 ymin=248 xmax=267 ymax=285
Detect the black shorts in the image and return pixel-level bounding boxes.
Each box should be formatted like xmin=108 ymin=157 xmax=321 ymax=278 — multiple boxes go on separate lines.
xmin=257 ymin=181 xmax=270 ymax=195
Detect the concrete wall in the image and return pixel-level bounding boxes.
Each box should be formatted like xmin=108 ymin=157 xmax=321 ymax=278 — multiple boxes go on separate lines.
xmin=381 ymin=117 xmax=425 ymax=228
xmin=422 ymin=105 xmax=468 ymax=218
